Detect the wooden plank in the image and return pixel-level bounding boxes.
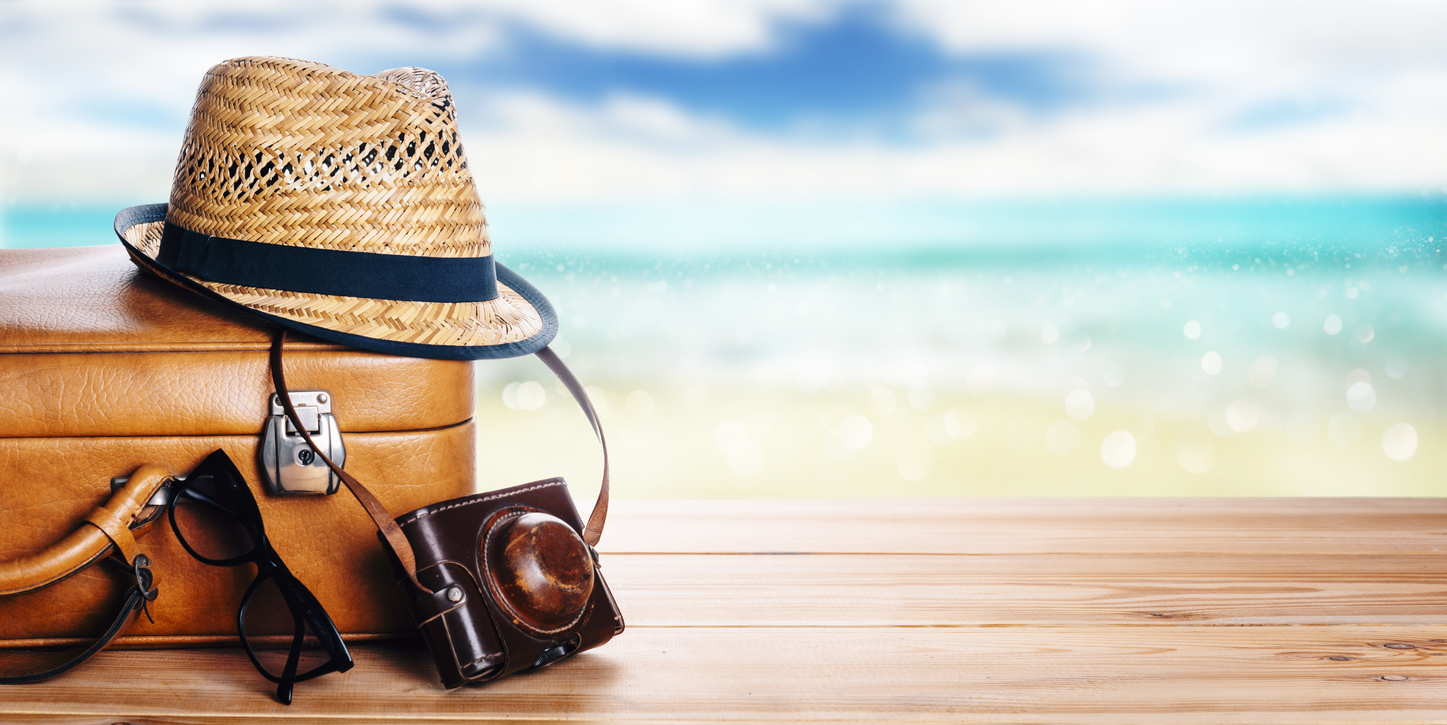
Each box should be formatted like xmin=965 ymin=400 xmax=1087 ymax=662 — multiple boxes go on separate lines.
xmin=4 ymin=499 xmax=1446 ymax=723
xmin=600 ymin=498 xmax=1447 ymax=554
xmin=604 ymin=553 xmax=1447 ymax=627
xmin=2 ymin=627 xmax=1446 ymax=724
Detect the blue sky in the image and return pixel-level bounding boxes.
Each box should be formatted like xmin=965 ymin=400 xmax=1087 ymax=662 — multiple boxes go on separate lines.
xmin=406 ymin=4 xmax=1094 ymax=136
xmin=2 ymin=0 xmax=1447 ymax=250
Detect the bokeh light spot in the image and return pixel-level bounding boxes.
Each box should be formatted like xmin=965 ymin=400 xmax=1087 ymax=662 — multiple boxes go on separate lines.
xmin=503 ymin=381 xmax=547 ymax=411
xmin=1101 ymin=431 xmax=1137 ymax=469
xmin=1225 ymin=400 xmax=1259 ymax=433
xmin=1383 ymin=423 xmax=1418 ymax=462
xmin=1385 ymin=356 xmax=1409 ymax=379
xmin=1346 ymin=381 xmax=1376 ymax=413
xmin=1201 ymin=351 xmax=1223 ymax=375
xmin=944 ymin=408 xmax=978 ymax=440
xmin=1248 ymin=356 xmax=1278 ymax=388
xmin=1064 ymin=390 xmax=1095 ymax=420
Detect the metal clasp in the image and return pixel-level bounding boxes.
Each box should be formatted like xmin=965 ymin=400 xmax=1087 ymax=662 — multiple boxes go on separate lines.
xmin=110 ymin=475 xmax=181 ymax=510
xmin=259 ymin=390 xmax=346 ymax=496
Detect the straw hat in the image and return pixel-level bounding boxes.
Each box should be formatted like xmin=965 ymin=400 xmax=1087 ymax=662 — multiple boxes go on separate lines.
xmin=114 ymin=56 xmax=555 ymax=360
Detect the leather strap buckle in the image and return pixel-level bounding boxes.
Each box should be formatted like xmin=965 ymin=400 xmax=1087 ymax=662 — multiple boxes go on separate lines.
xmin=132 ymin=554 xmax=158 ymax=603
xmin=127 ymin=554 xmax=157 ymax=625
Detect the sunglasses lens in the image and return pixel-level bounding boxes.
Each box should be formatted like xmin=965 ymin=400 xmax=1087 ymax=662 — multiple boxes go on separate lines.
xmin=243 ymin=577 xmax=338 ymax=679
xmin=171 ymin=474 xmax=259 ymax=561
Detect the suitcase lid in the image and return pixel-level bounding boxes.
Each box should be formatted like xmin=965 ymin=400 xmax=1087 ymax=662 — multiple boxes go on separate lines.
xmin=0 ymin=246 xmax=474 ymax=437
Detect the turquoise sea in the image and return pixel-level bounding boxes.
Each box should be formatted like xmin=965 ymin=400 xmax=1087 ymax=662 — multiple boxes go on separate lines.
xmin=4 ymin=197 xmax=1444 ymax=498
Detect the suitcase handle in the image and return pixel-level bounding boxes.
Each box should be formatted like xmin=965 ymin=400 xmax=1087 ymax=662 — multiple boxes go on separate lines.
xmin=0 ymin=464 xmax=170 ymax=683
xmin=0 ymin=464 xmax=171 ymax=597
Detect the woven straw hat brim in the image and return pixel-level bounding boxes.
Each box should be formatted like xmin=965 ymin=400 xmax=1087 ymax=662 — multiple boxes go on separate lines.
xmin=115 ymin=203 xmax=557 ymax=360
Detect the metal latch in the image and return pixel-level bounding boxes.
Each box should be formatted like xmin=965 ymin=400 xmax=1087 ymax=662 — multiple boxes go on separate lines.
xmin=259 ymin=390 xmax=346 ymax=496
xmin=110 ymin=474 xmax=181 ymax=508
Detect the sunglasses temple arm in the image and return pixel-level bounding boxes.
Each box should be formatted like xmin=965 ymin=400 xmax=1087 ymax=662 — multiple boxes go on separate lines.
xmin=273 ymin=614 xmax=307 ymax=705
xmin=269 ymin=330 xmax=433 ymax=595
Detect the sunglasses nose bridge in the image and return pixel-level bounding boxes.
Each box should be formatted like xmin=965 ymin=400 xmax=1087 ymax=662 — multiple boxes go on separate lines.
xmin=256 ymin=541 xmax=287 ymax=572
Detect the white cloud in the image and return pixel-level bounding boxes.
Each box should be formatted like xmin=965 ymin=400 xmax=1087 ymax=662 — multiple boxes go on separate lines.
xmin=462 ymin=80 xmax=1447 ymax=202
xmin=895 ymin=0 xmax=1447 ymax=82
xmin=466 ymin=0 xmax=831 ymax=57
xmin=0 ymin=1 xmax=509 ymax=201
xmin=2 ymin=0 xmax=1447 ymax=205
xmin=894 ymin=0 xmax=1447 ymax=135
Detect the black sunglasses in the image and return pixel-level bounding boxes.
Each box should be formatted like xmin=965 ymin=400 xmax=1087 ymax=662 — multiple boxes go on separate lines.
xmin=167 ymin=449 xmax=353 ymax=705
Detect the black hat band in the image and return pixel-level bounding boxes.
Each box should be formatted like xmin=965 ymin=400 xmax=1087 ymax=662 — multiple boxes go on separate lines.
xmin=157 ymin=222 xmax=500 ymax=304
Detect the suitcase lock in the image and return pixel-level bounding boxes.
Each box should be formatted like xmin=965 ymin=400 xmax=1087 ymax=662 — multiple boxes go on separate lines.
xmin=260 ymin=390 xmax=346 ymax=496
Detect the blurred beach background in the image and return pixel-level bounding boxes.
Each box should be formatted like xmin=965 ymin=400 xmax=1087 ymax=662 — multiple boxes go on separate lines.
xmin=2 ymin=1 xmax=1444 ymax=499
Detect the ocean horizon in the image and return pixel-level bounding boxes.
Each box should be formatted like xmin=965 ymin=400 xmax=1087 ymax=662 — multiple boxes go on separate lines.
xmin=4 ymin=195 xmax=1443 ymax=499
xmin=4 ymin=194 xmax=1444 ymax=254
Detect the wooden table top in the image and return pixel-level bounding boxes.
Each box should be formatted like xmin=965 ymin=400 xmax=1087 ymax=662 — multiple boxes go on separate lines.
xmin=4 ymin=498 xmax=1446 ymax=723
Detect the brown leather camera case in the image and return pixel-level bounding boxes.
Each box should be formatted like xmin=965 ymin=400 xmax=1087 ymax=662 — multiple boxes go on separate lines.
xmin=0 ymin=245 xmax=477 ymax=647
xmin=393 ymin=478 xmax=623 ymax=688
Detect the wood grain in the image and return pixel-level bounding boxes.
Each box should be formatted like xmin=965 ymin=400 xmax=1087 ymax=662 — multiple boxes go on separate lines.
xmin=3 ymin=628 xmax=1447 ymax=724
xmin=599 ymin=498 xmax=1447 ymax=554
xmin=605 ymin=553 xmax=1447 ymax=627
xmin=4 ymin=498 xmax=1447 ymax=723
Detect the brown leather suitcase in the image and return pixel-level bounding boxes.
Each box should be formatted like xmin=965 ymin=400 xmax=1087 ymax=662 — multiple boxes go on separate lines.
xmin=0 ymin=245 xmax=477 ymax=647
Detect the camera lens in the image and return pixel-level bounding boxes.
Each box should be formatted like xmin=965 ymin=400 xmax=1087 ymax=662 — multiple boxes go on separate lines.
xmin=484 ymin=512 xmax=594 ymax=635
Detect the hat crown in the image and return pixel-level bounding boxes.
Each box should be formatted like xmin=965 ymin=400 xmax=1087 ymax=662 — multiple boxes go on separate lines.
xmin=166 ymin=56 xmax=488 ymax=259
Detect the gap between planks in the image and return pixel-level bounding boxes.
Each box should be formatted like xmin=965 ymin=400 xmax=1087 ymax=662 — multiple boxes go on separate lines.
xmin=4 ymin=627 xmax=1446 ymax=724
xmin=599 ymin=551 xmax=1447 ymax=628
xmin=599 ymin=498 xmax=1447 ymax=555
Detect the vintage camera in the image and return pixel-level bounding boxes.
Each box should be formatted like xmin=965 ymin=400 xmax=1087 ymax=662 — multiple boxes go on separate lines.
xmin=387 ymin=478 xmax=624 ymax=688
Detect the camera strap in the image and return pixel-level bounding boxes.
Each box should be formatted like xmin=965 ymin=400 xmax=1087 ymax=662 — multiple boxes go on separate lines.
xmin=268 ymin=330 xmax=611 ymax=595
xmin=534 ymin=345 xmax=609 ymax=546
